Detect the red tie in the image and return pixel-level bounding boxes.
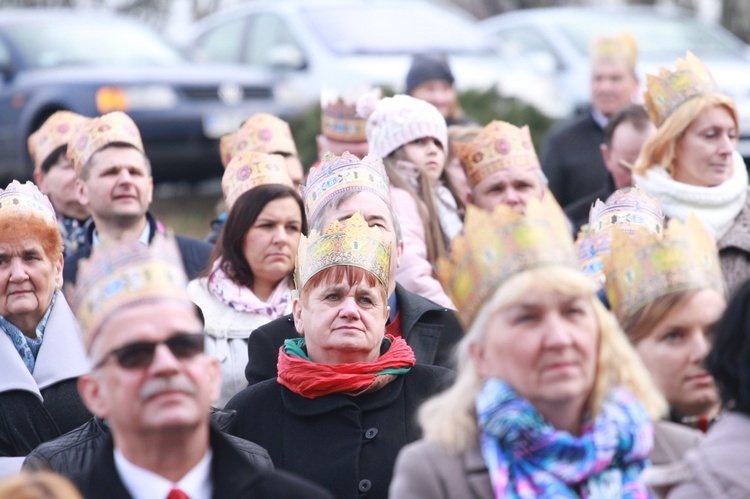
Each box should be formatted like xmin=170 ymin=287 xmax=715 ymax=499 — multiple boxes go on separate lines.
xmin=167 ymin=488 xmax=189 ymax=499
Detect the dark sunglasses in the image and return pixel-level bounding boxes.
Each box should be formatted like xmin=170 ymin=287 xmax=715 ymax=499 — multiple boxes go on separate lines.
xmin=93 ymin=333 xmax=205 ymax=370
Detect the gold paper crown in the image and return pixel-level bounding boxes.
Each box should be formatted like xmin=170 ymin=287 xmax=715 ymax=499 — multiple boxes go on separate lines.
xmin=590 ymin=33 xmax=638 ymax=67
xmin=72 ymin=235 xmax=190 ymax=350
xmin=219 ymin=113 xmax=298 ymax=168
xmin=222 ymin=151 xmax=294 ymax=210
xmin=68 ymin=112 xmax=144 ymax=175
xmin=304 ymin=152 xmax=391 ymax=223
xmin=28 ymin=111 xmax=88 ymax=171
xmin=575 ymin=186 xmax=664 ymax=285
xmin=439 ymin=194 xmax=576 ymax=328
xmin=453 ymin=121 xmax=540 ymax=188
xmin=644 ymin=51 xmax=721 ymax=127
xmin=603 ymin=213 xmax=724 ymax=324
xmin=295 ymin=211 xmax=391 ymax=291
xmin=320 ymin=86 xmax=372 ymax=143
xmin=0 ymin=180 xmax=57 ymax=226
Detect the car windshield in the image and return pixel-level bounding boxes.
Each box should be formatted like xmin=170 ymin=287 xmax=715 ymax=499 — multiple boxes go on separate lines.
xmin=559 ymin=15 xmax=740 ymax=58
xmin=5 ymin=18 xmax=183 ymax=68
xmin=301 ymin=4 xmax=492 ymax=55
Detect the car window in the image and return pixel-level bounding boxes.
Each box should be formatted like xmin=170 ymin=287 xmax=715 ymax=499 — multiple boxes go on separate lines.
xmin=243 ymin=13 xmax=304 ymax=69
xmin=194 ymin=17 xmax=245 ymax=63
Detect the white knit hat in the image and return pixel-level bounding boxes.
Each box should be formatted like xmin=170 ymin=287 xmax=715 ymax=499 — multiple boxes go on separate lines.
xmin=357 ymin=93 xmax=448 ymax=159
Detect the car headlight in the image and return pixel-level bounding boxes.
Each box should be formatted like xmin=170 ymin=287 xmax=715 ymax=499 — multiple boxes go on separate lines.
xmin=96 ymin=85 xmax=179 ymax=113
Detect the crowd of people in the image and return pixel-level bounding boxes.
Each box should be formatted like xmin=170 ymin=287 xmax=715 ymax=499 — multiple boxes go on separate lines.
xmin=0 ymin=33 xmax=748 ymax=499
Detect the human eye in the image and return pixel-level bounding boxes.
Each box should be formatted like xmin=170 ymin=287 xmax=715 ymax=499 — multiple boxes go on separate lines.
xmin=662 ymin=330 xmax=684 ymax=343
xmin=357 ymin=295 xmax=375 ymax=306
xmin=286 ymin=223 xmax=301 ymax=233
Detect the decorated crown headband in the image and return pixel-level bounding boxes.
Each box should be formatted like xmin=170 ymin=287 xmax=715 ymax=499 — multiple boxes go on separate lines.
xmin=644 ymin=51 xmax=721 ymax=127
xmin=295 ymin=211 xmax=391 ymax=291
xmin=28 ymin=111 xmax=88 ymax=171
xmin=320 ymin=86 xmax=373 ymax=143
xmin=0 ymin=180 xmax=57 ymax=226
xmin=304 ymin=152 xmax=391 ymax=223
xmin=602 ymin=213 xmax=724 ymax=324
xmin=439 ymin=194 xmax=576 ymax=328
xmin=72 ymin=235 xmax=191 ymax=350
xmin=219 ymin=113 xmax=297 ymax=168
xmin=453 ymin=121 xmax=540 ymax=188
xmin=589 ymin=32 xmax=638 ymax=67
xmin=222 ymin=151 xmax=294 ymax=210
xmin=67 ymin=112 xmax=143 ymax=175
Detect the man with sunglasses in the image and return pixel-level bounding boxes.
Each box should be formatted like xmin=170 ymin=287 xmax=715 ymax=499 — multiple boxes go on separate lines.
xmin=65 ymin=237 xmax=332 ymax=498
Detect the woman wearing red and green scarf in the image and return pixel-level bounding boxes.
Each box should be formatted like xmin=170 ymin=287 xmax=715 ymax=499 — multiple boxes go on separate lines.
xmin=226 ymin=212 xmax=455 ymax=499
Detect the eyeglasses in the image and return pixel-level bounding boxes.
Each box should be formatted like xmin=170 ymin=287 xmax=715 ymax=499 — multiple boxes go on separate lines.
xmin=93 ymin=333 xmax=205 ymax=370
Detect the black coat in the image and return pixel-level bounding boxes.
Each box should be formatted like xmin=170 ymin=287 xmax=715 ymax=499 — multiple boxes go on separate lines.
xmin=564 ymin=174 xmax=617 ymax=235
xmin=63 ymin=212 xmax=212 ymax=285
xmin=541 ymin=112 xmax=608 ymax=209
xmin=72 ymin=427 xmax=333 ymax=499
xmin=227 ymin=364 xmax=455 ymax=499
xmin=244 ymin=284 xmax=462 ymax=385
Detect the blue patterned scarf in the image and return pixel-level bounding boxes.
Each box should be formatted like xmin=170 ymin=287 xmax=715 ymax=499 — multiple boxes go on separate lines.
xmin=0 ymin=293 xmax=56 ymax=373
xmin=477 ymin=379 xmax=653 ymax=498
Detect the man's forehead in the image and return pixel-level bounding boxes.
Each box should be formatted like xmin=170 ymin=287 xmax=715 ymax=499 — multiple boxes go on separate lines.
xmin=329 ymin=192 xmax=393 ymax=225
xmin=89 ymin=146 xmax=147 ymax=170
xmin=95 ymin=300 xmax=200 ymax=347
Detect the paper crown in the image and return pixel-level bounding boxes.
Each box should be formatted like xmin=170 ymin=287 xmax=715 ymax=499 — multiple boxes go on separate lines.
xmin=304 ymin=152 xmax=391 ymax=223
xmin=439 ymin=195 xmax=576 ymax=328
xmin=67 ymin=112 xmax=143 ymax=175
xmin=603 ymin=213 xmax=724 ymax=324
xmin=295 ymin=211 xmax=391 ymax=291
xmin=28 ymin=111 xmax=88 ymax=171
xmin=72 ymin=235 xmax=191 ymax=349
xmin=219 ymin=113 xmax=297 ymax=168
xmin=590 ymin=32 xmax=638 ymax=67
xmin=453 ymin=121 xmax=540 ymax=188
xmin=320 ymin=86 xmax=372 ymax=143
xmin=575 ymin=186 xmax=664 ymax=285
xmin=0 ymin=180 xmax=57 ymax=226
xmin=644 ymin=51 xmax=721 ymax=127
xmin=222 ymin=151 xmax=294 ymax=210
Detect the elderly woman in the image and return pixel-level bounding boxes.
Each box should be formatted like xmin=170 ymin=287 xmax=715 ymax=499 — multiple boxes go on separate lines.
xmin=189 ymin=151 xmax=305 ymax=407
xmin=634 ymin=51 xmax=750 ymax=295
xmin=0 ymin=182 xmax=90 ymax=471
xmin=227 ymin=212 xmax=454 ymax=498
xmin=390 ymin=197 xmax=665 ymax=498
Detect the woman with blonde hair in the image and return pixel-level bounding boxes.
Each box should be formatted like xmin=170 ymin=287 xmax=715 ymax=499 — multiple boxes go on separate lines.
xmin=633 ymin=51 xmax=750 ymax=294
xmin=390 ymin=197 xmax=665 ymax=498
xmin=0 ymin=471 xmax=81 ymax=499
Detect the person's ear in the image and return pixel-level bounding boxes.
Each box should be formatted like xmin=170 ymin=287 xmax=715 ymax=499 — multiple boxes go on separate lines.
xmin=206 ymin=357 xmax=221 ymax=405
xmin=78 ymin=374 xmax=110 ymax=419
xmin=468 ymin=341 xmax=490 ymax=378
xmin=76 ymin=178 xmax=89 ymax=207
xmin=292 ymin=298 xmax=304 ymax=336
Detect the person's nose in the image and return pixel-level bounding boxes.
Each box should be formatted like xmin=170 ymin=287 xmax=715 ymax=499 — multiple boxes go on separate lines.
xmin=8 ymin=259 xmax=29 ymax=283
xmin=717 ymin=133 xmax=735 ymax=156
xmin=337 ymin=296 xmax=361 ymax=319
xmin=271 ymin=225 xmax=289 ymax=245
xmin=502 ymin=188 xmax=522 ymax=207
xmin=542 ymin=313 xmax=574 ymax=349
xmin=147 ymin=343 xmax=182 ymax=375
xmin=689 ymin=329 xmax=712 ymax=364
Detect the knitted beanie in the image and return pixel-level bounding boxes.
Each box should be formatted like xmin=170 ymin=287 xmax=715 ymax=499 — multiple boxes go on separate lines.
xmin=357 ymin=93 xmax=448 ymax=159
xmin=405 ymin=54 xmax=455 ymax=95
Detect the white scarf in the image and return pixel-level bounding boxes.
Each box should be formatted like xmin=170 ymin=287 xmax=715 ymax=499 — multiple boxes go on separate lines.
xmin=634 ymin=151 xmax=748 ymax=240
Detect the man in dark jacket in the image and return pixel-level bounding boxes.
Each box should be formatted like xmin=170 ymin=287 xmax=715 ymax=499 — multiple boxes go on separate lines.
xmin=62 ymin=111 xmax=211 ymax=285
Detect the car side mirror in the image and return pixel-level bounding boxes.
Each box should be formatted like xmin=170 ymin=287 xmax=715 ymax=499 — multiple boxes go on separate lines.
xmin=267 ymin=44 xmax=306 ymax=71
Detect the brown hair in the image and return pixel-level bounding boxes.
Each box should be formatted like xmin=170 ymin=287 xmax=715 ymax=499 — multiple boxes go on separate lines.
xmin=300 ymin=265 xmax=386 ymax=306
xmin=621 ymin=289 xmax=698 ymax=343
xmin=0 ymin=215 xmax=63 ymax=262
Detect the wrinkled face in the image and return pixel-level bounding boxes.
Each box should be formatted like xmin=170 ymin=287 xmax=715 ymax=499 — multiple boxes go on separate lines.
xmin=35 ymin=153 xmax=90 ymax=220
xmin=242 ymin=197 xmax=303 ymax=293
xmin=77 ymin=146 xmax=153 ymax=226
xmin=293 ymin=274 xmax=389 ymax=364
xmin=410 ymin=79 xmax=456 ymax=119
xmin=403 ymin=137 xmax=446 ymax=181
xmin=602 ymin=121 xmax=656 ymax=189
xmin=471 ymin=291 xmax=599 ymax=417
xmin=470 ymin=165 xmax=545 ymax=212
xmin=80 ymin=300 xmax=220 ymax=437
xmin=590 ymin=60 xmax=638 ymax=118
xmin=0 ymin=239 xmax=62 ymax=334
xmin=635 ymin=289 xmax=725 ymax=418
xmin=673 ymin=106 xmax=737 ymax=187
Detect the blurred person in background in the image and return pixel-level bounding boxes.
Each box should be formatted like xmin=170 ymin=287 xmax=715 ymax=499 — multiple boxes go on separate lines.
xmin=445 ymin=124 xmax=481 ymax=208
xmin=0 ymin=471 xmax=82 ymax=499
xmin=316 ymin=86 xmax=370 ymax=162
xmin=189 ymin=152 xmax=305 ymax=408
xmin=406 ymin=53 xmax=474 ymax=126
xmin=542 ymin=33 xmax=640 ymax=208
xmin=28 ymin=111 xmax=91 ymax=257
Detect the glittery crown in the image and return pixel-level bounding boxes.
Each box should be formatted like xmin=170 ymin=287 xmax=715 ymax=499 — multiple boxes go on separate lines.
xmin=320 ymin=86 xmax=372 ymax=143
xmin=453 ymin=121 xmax=540 ymax=188
xmin=644 ymin=51 xmax=721 ymax=127
xmin=590 ymin=32 xmax=638 ymax=67
xmin=222 ymin=151 xmax=293 ymax=210
xmin=304 ymin=152 xmax=391 ymax=222
xmin=72 ymin=235 xmax=190 ymax=349
xmin=219 ymin=113 xmax=297 ymax=168
xmin=295 ymin=212 xmax=391 ymax=291
xmin=439 ymin=195 xmax=576 ymax=328
xmin=28 ymin=111 xmax=88 ymax=171
xmin=575 ymin=186 xmax=664 ymax=284
xmin=603 ymin=213 xmax=724 ymax=324
xmin=0 ymin=180 xmax=57 ymax=226
xmin=67 ymin=112 xmax=143 ymax=175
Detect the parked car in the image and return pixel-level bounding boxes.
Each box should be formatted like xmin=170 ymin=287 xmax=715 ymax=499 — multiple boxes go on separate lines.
xmin=0 ymin=9 xmax=298 ymax=183
xmin=182 ymin=0 xmax=523 ymax=109
xmin=481 ymin=5 xmax=750 ymax=156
